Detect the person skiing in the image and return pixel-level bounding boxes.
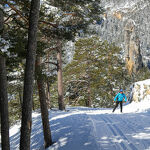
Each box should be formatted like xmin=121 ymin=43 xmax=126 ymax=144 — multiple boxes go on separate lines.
xmin=112 ymin=89 xmax=127 ymax=113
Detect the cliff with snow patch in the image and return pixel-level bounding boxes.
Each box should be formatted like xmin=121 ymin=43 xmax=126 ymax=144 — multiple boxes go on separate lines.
xmin=129 ymin=79 xmax=150 ymax=102
xmin=91 ymin=0 xmax=150 ymax=73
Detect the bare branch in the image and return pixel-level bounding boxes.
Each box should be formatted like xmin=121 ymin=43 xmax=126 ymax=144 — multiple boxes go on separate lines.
xmin=66 ymin=80 xmax=88 ymax=83
xmin=39 ymin=20 xmax=58 ymax=28
xmin=45 ymin=61 xmax=58 ymax=66
xmin=5 ymin=1 xmax=28 ymax=23
xmin=50 ymin=68 xmax=57 ymax=72
xmin=4 ymin=14 xmax=15 ymax=23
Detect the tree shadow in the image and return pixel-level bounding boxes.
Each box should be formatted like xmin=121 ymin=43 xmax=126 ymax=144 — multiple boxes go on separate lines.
xmin=47 ymin=112 xmax=99 ymax=150
xmin=87 ymin=112 xmax=150 ymax=150
xmin=7 ymin=108 xmax=150 ymax=150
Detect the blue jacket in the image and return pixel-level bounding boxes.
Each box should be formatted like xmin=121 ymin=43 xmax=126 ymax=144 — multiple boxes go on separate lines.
xmin=114 ymin=93 xmax=127 ymax=102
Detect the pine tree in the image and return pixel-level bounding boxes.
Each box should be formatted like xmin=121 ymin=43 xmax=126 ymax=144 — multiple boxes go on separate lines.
xmin=64 ymin=36 xmax=129 ymax=107
xmin=56 ymin=41 xmax=65 ymax=110
xmin=36 ymin=56 xmax=53 ymax=148
xmin=40 ymin=0 xmax=104 ymax=109
xmin=0 ymin=56 xmax=10 ymax=150
xmin=20 ymin=0 xmax=40 ymax=149
xmin=0 ymin=8 xmax=10 ymax=150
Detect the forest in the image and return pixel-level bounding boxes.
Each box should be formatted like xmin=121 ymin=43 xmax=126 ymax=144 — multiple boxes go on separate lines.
xmin=0 ymin=0 xmax=150 ymax=150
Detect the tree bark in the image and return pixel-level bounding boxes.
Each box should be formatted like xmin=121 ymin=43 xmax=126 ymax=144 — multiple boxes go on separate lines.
xmin=46 ymin=52 xmax=51 ymax=109
xmin=87 ymin=81 xmax=92 ymax=107
xmin=20 ymin=0 xmax=40 ymax=149
xmin=46 ymin=81 xmax=51 ymax=109
xmin=0 ymin=56 xmax=10 ymax=150
xmin=18 ymin=90 xmax=23 ymax=119
xmin=19 ymin=90 xmax=23 ymax=106
xmin=0 ymin=8 xmax=10 ymax=150
xmin=86 ymin=57 xmax=92 ymax=107
xmin=57 ymin=44 xmax=65 ymax=110
xmin=0 ymin=9 xmax=4 ymax=32
xmin=32 ymin=99 xmax=35 ymax=111
xmin=36 ymin=56 xmax=53 ymax=148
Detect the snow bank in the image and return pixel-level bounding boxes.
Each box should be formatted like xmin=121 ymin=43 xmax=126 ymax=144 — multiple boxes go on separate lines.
xmin=124 ymin=99 xmax=150 ymax=113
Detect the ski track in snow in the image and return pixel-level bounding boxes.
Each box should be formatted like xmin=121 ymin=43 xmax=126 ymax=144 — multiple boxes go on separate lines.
xmin=86 ymin=111 xmax=150 ymax=150
xmin=1 ymin=103 xmax=150 ymax=150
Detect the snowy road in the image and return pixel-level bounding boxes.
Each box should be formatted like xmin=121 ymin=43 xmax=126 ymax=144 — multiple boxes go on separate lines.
xmin=87 ymin=112 xmax=150 ymax=150
xmin=2 ymin=100 xmax=150 ymax=150
xmin=49 ymin=102 xmax=150 ymax=150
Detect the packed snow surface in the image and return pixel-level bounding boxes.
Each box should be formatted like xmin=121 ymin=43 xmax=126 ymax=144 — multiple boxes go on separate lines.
xmin=1 ymin=99 xmax=150 ymax=150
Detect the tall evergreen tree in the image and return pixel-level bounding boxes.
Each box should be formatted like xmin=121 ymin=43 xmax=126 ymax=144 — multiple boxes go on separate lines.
xmin=36 ymin=56 xmax=53 ymax=148
xmin=20 ymin=0 xmax=40 ymax=149
xmin=0 ymin=8 xmax=10 ymax=150
xmin=56 ymin=41 xmax=65 ymax=110
xmin=0 ymin=2 xmax=54 ymax=148
xmin=64 ymin=37 xmax=129 ymax=107
xmin=41 ymin=0 xmax=104 ymax=110
xmin=0 ymin=56 xmax=10 ymax=150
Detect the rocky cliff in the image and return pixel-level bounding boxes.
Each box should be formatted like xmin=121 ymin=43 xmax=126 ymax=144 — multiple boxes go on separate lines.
xmin=129 ymin=79 xmax=150 ymax=102
xmin=91 ymin=0 xmax=150 ymax=73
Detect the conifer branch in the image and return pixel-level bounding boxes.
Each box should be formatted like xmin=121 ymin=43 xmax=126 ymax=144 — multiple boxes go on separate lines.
xmin=5 ymin=1 xmax=28 ymax=23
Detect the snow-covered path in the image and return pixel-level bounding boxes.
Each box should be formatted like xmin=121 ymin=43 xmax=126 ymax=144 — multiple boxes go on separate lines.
xmin=87 ymin=112 xmax=150 ymax=150
xmin=47 ymin=103 xmax=150 ymax=150
xmin=47 ymin=104 xmax=150 ymax=150
xmin=1 ymin=101 xmax=150 ymax=150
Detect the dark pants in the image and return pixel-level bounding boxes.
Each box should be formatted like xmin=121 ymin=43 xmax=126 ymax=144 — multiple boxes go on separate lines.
xmin=112 ymin=101 xmax=123 ymax=112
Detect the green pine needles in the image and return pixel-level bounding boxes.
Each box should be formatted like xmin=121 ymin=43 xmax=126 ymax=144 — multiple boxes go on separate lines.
xmin=64 ymin=36 xmax=129 ymax=107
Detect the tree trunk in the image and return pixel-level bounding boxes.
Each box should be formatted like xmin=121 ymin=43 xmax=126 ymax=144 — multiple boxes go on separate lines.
xmin=57 ymin=45 xmax=65 ymax=110
xmin=0 ymin=9 xmax=4 ymax=32
xmin=19 ymin=90 xmax=23 ymax=107
xmin=36 ymin=56 xmax=53 ymax=148
xmin=0 ymin=56 xmax=10 ymax=150
xmin=20 ymin=0 xmax=40 ymax=150
xmin=46 ymin=81 xmax=51 ymax=109
xmin=18 ymin=90 xmax=23 ymax=118
xmin=0 ymin=8 xmax=10 ymax=150
xmin=32 ymin=99 xmax=35 ymax=111
xmin=86 ymin=57 xmax=92 ymax=107
xmin=87 ymin=82 xmax=92 ymax=107
xmin=46 ymin=52 xmax=51 ymax=109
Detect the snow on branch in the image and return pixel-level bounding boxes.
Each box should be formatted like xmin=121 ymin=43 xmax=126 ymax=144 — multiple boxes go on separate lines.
xmin=0 ymin=37 xmax=10 ymax=54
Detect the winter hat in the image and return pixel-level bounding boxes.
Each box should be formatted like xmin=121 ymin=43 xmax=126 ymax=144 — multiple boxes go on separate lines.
xmin=120 ymin=89 xmax=123 ymax=92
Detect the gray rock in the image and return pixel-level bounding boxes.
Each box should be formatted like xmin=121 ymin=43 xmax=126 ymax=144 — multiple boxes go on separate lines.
xmin=130 ymin=79 xmax=150 ymax=102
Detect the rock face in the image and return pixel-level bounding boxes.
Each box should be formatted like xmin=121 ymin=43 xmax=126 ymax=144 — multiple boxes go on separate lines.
xmin=124 ymin=19 xmax=143 ymax=74
xmin=92 ymin=0 xmax=150 ymax=73
xmin=129 ymin=79 xmax=150 ymax=102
